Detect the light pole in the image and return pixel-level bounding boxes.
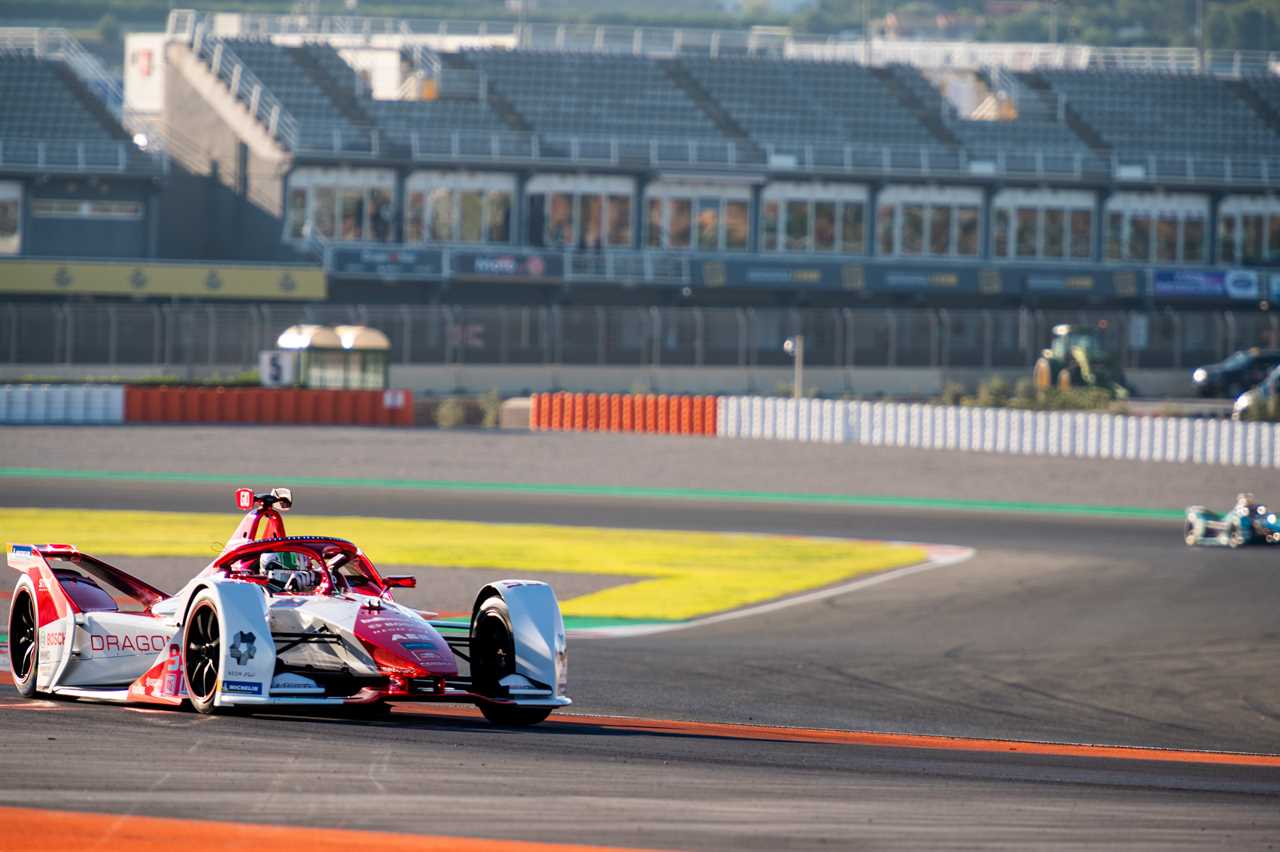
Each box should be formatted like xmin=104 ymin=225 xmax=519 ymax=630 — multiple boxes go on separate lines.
xmin=784 ymin=334 xmax=805 ymax=400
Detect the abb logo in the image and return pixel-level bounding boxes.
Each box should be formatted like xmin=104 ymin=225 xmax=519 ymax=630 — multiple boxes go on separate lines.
xmin=91 ymin=634 xmax=169 ymax=654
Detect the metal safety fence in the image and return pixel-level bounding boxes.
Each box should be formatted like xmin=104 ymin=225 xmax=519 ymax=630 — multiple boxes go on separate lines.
xmin=2 ymin=302 xmax=1276 ymax=372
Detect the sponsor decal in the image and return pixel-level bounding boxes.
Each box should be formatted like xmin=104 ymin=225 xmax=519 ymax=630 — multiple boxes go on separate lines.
xmin=745 ymin=267 xmax=822 ymax=285
xmin=163 ymin=644 xmax=181 ymax=696
xmin=1153 ymin=269 xmax=1225 ymax=299
xmin=90 ymin=633 xmax=168 ymax=654
xmin=221 ymin=680 xmax=262 ymax=695
xmin=1224 ymin=269 xmax=1260 ymax=301
xmin=470 ymin=254 xmax=549 ymax=278
xmin=42 ymin=630 xmax=66 ymax=647
xmin=229 ymin=631 xmax=256 ymax=666
xmin=1028 ymin=274 xmax=1094 ymax=292
xmin=886 ymin=271 xmax=958 ymax=289
xmin=270 ymin=673 xmax=320 ymax=691
xmin=402 ymin=641 xmax=444 ymax=664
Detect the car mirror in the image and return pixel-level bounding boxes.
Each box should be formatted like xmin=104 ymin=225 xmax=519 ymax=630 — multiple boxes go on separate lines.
xmin=383 ymin=575 xmax=416 ymax=589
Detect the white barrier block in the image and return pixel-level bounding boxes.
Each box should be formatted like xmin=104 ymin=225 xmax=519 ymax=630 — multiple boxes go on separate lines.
xmin=12 ymin=385 xmax=31 ymax=423
xmin=870 ymin=402 xmax=884 ymax=446
xmin=751 ymin=396 xmax=765 ymax=439
xmin=29 ymin=385 xmax=51 ymax=423
xmin=860 ymin=401 xmax=873 ymax=445
xmin=71 ymin=385 xmax=90 ymax=423
xmin=846 ymin=401 xmax=861 ymax=443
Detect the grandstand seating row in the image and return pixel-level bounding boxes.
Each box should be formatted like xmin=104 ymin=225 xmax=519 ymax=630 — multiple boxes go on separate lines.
xmin=0 ymin=52 xmax=119 ymax=142
xmin=194 ymin=38 xmax=1280 ymax=163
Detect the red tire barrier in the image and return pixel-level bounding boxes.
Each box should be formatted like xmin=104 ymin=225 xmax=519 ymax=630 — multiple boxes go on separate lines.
xmin=610 ymin=393 xmax=623 ymax=432
xmin=621 ymin=395 xmax=635 ymax=432
xmin=572 ymin=392 xmax=586 ymax=431
xmin=530 ymin=393 xmax=543 ymax=430
xmin=586 ymin=393 xmax=600 ymax=432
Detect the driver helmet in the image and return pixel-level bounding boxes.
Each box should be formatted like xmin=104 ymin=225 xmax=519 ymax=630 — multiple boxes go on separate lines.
xmin=259 ymin=551 xmax=316 ymax=592
xmin=1235 ymin=493 xmax=1260 ymax=514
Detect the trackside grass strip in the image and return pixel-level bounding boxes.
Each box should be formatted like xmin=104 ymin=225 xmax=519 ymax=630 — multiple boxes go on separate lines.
xmin=0 ymin=509 xmax=926 ymax=622
xmin=0 ymin=467 xmax=1185 ymax=520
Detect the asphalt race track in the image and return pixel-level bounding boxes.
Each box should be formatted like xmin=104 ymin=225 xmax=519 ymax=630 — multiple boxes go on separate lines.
xmin=1 ymin=428 xmax=1278 ymax=849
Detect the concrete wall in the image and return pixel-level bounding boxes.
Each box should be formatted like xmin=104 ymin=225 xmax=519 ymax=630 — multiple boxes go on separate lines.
xmin=162 ymin=42 xmax=293 ymax=262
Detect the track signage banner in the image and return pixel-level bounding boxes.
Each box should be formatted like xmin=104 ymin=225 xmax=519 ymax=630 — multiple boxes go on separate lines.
xmin=1153 ymin=269 xmax=1225 ymax=300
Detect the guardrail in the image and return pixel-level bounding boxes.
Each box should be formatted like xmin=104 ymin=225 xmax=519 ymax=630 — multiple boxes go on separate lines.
xmin=716 ymin=396 xmax=1280 ymax=468
xmin=292 ymin=128 xmax=1280 ymax=189
xmin=189 ymin=23 xmax=299 ymax=147
xmin=167 ymin=11 xmax=1280 ymax=78
xmin=0 ymin=138 xmax=166 ymax=176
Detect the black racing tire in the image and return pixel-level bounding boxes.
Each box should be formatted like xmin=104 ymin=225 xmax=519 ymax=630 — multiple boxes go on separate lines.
xmin=182 ymin=593 xmax=223 ymax=715
xmin=479 ymin=703 xmax=552 ymax=726
xmin=470 ymin=596 xmax=553 ymax=727
xmin=1184 ymin=516 xmax=1202 ymax=547
xmin=471 ymin=596 xmax=515 ymax=699
xmin=9 ymin=588 xmax=39 ymax=698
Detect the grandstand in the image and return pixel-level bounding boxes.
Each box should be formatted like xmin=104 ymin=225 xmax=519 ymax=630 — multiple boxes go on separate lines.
xmin=0 ymin=29 xmax=165 ymax=259
xmin=2 ymin=11 xmax=1279 ymax=304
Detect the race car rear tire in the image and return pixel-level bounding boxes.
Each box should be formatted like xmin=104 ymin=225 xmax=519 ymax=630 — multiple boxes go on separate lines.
xmin=1184 ymin=515 xmax=1205 ymax=546
xmin=182 ymin=593 xmax=223 ymax=715
xmin=9 ymin=588 xmax=39 ymax=698
xmin=479 ymin=703 xmax=552 ymax=727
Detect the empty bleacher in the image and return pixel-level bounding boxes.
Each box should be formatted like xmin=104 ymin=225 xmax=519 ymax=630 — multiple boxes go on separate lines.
xmin=1039 ymin=69 xmax=1278 ymax=157
xmin=679 ymin=56 xmax=941 ymax=151
xmin=0 ymin=51 xmax=123 ymax=141
xmin=463 ymin=49 xmax=725 ymax=141
xmin=222 ymin=38 xmax=368 ymax=150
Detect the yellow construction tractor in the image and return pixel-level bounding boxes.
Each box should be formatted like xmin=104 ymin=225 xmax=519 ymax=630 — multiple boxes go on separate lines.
xmin=1033 ymin=324 xmax=1132 ymax=398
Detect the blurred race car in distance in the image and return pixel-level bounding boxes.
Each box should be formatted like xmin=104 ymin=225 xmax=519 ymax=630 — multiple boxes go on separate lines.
xmin=1185 ymin=493 xmax=1280 ymax=548
xmin=7 ymin=488 xmax=569 ymax=724
xmin=1232 ymin=363 xmax=1280 ymax=421
xmin=1192 ymin=348 xmax=1280 ymax=399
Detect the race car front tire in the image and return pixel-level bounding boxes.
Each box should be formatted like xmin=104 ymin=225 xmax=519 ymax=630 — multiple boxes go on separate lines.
xmin=182 ymin=592 xmax=224 ymax=715
xmin=471 ymin=596 xmax=553 ymax=727
xmin=9 ymin=588 xmax=39 ymax=698
xmin=1228 ymin=520 xmax=1247 ymax=549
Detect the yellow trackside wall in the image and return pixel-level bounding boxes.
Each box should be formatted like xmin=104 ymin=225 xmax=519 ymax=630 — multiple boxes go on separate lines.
xmin=0 ymin=259 xmax=326 ymax=300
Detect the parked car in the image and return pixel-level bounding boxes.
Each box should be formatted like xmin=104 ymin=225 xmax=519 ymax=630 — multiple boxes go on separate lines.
xmin=1192 ymin=348 xmax=1280 ymax=398
xmin=1232 ymin=363 xmax=1280 ymax=421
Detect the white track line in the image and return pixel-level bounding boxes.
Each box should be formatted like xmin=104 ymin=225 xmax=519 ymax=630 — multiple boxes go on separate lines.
xmin=570 ymin=543 xmax=975 ymax=640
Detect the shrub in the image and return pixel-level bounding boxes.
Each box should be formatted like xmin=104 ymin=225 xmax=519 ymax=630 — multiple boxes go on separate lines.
xmin=434 ymin=397 xmax=466 ymax=429
xmin=479 ymin=390 xmax=502 ymax=429
xmin=974 ymin=376 xmax=1012 ymax=408
xmin=938 ymin=382 xmax=967 ymax=406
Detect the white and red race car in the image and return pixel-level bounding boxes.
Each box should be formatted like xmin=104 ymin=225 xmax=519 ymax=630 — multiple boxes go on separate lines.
xmin=7 ymin=488 xmax=569 ymax=724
